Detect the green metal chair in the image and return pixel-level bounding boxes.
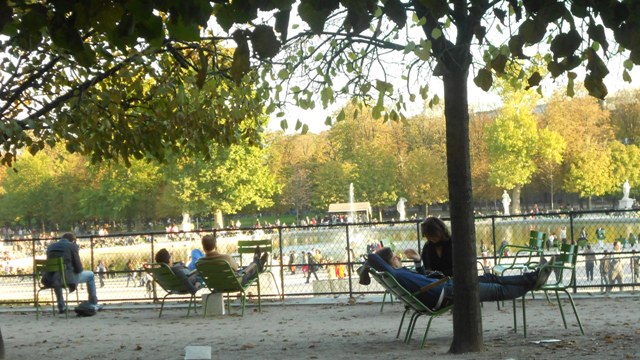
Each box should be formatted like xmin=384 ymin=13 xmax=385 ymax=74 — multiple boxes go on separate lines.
xmin=493 ymin=230 xmax=546 ymax=278
xmin=143 ymin=263 xmax=198 ymax=318
xmin=237 ymin=239 xmax=280 ymax=296
xmin=518 ymin=244 xmax=584 ymax=337
xmin=34 ymin=258 xmax=78 ymax=319
xmin=369 ymin=268 xmax=451 ymax=348
xmin=494 ymin=230 xmax=546 ymax=313
xmin=196 ymin=258 xmax=260 ymax=316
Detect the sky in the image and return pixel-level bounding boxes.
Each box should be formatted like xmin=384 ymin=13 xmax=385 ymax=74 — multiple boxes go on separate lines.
xmin=269 ymin=57 xmax=640 ymax=135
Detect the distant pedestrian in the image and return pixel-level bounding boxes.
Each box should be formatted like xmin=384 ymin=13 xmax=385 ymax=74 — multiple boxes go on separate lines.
xmin=305 ymin=252 xmax=319 ymax=284
xmin=584 ymin=245 xmax=596 ymax=282
xmin=96 ymin=260 xmax=106 ymax=288
xmin=596 ymin=227 xmax=606 ymax=249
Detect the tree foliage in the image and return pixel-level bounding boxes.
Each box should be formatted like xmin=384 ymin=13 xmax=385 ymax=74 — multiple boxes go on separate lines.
xmin=5 ymin=0 xmax=640 ymax=354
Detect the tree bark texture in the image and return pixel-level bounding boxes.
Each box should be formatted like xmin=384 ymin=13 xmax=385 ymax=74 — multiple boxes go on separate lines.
xmin=443 ymin=66 xmax=483 ymax=353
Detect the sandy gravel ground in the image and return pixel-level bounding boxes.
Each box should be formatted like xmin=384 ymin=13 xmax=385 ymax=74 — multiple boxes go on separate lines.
xmin=2 ymin=294 xmax=639 ymax=360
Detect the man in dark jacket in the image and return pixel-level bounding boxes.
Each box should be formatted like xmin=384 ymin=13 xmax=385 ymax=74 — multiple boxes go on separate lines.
xmin=43 ymin=233 xmax=100 ymax=313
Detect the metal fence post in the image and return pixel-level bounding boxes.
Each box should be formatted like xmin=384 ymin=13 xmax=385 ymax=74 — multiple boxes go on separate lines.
xmin=346 ymin=223 xmax=353 ymax=299
xmin=491 ymin=216 xmax=497 ymax=266
xmin=278 ymin=226 xmax=285 ymax=301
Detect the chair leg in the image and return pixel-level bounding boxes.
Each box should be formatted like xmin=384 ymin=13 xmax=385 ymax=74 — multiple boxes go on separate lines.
xmin=186 ymin=294 xmax=193 ymax=317
xmin=396 ymin=308 xmax=410 ymax=339
xmin=203 ymin=293 xmax=209 ymax=317
xmin=256 ymin=277 xmax=262 ymax=312
xmin=562 ymin=290 xmax=585 ymax=335
xmin=64 ymin=288 xmax=69 ymax=319
xmin=159 ymin=294 xmax=169 ymax=318
xmin=420 ymin=315 xmax=437 ymax=348
xmin=405 ymin=313 xmax=421 ymax=343
xmin=522 ymin=295 xmax=527 ymax=338
xmin=381 ymin=291 xmax=387 ymax=313
xmin=267 ymin=272 xmax=280 ymax=296
xmin=512 ymin=298 xmax=518 ymax=333
xmin=35 ymin=290 xmax=41 ymax=320
xmin=404 ymin=313 xmax=416 ymax=343
xmin=240 ymin=292 xmax=246 ymax=316
xmin=554 ymin=291 xmax=568 ymax=329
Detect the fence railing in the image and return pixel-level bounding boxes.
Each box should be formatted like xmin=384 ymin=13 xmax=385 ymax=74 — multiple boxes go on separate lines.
xmin=1 ymin=208 xmax=640 ymax=307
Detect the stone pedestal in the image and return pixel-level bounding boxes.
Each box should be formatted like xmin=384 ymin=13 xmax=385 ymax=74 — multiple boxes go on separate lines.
xmin=618 ymin=198 xmax=635 ymax=209
xmin=202 ymin=293 xmax=225 ymax=316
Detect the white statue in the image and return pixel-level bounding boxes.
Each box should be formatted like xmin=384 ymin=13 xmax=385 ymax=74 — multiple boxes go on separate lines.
xmin=396 ymin=197 xmax=407 ymax=221
xmin=501 ymin=190 xmax=511 ymax=216
xmin=181 ymin=213 xmax=192 ymax=232
xmin=623 ymin=180 xmax=631 ymax=200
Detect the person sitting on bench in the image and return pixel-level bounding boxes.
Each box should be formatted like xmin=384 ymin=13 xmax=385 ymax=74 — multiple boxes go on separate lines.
xmin=365 ymin=247 xmax=553 ymax=310
xmin=199 ymin=235 xmax=268 ymax=285
xmin=154 ymin=248 xmax=201 ymax=294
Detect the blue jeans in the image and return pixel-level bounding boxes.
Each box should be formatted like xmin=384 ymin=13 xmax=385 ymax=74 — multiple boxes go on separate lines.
xmin=443 ymin=273 xmax=535 ymax=303
xmin=54 ymin=270 xmax=98 ymax=310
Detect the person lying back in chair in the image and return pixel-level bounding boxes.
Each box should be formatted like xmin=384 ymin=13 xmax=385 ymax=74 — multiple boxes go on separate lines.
xmin=154 ymin=248 xmax=201 ymax=294
xmin=365 ymin=247 xmax=554 ymax=310
xmin=199 ymin=235 xmax=268 ymax=285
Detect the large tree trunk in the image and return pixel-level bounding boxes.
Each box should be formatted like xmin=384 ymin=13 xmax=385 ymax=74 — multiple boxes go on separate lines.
xmin=512 ymin=185 xmax=522 ymax=214
xmin=443 ymin=64 xmax=483 ymax=352
xmin=550 ymin=174 xmax=555 ymax=210
xmin=214 ymin=210 xmax=224 ymax=229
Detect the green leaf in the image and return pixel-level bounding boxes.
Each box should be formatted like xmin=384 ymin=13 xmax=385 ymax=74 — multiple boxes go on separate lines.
xmin=166 ymin=18 xmax=200 ymax=42
xmin=298 ymin=2 xmax=331 ymax=34
xmin=324 ymin=116 xmax=333 ymax=126
xmin=584 ymin=74 xmax=608 ymax=100
xmin=414 ymin=39 xmax=431 ymax=61
xmin=251 ymin=25 xmax=281 ymax=59
xmin=383 ymin=0 xmax=407 ymax=29
xmin=550 ymin=29 xmax=582 ymax=58
xmin=431 ymin=27 xmax=442 ymax=40
xmin=623 ymin=69 xmax=632 ymax=83
xmin=525 ymin=71 xmax=542 ymax=90
xmin=295 ymin=119 xmax=302 ymax=130
xmin=301 ymin=124 xmax=309 ymax=134
xmin=473 ymin=68 xmax=493 ymax=91
xmin=520 ymin=18 xmax=546 ymax=44
xmin=278 ymin=68 xmax=289 ymax=79
xmin=280 ymin=119 xmax=288 ymax=130
xmin=624 ymin=59 xmax=634 ymax=71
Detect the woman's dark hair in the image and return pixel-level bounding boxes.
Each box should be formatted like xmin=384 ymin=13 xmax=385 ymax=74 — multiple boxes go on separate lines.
xmin=376 ymin=247 xmax=394 ymax=264
xmin=420 ymin=217 xmax=451 ymax=242
xmin=155 ymin=248 xmax=171 ymax=264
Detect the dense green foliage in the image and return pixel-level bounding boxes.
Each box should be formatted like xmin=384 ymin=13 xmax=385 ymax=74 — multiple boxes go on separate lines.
xmin=3 ymin=90 xmax=640 ymax=230
xmin=4 ymin=0 xmax=640 ymax=353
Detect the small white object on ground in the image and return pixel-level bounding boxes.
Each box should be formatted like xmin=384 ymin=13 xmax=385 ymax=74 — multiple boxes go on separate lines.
xmin=184 ymin=345 xmax=211 ymax=360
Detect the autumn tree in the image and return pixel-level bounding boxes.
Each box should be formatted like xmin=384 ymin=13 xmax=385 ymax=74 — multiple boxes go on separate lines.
xmin=535 ymin=128 xmax=567 ymax=209
xmin=268 ymin=132 xmax=322 ymax=221
xmin=542 ymin=89 xmax=615 ymax=203
xmin=564 ymin=147 xmax=615 ymax=209
xmin=610 ymin=141 xmax=640 ymax=198
xmin=167 ymin=142 xmax=280 ymax=228
xmin=5 ymin=0 xmax=640 ymax=354
xmin=400 ymin=114 xmax=448 ymax=215
xmin=609 ymin=88 xmax=640 ymax=145
xmin=486 ymin=90 xmax=540 ymax=214
xmin=469 ymin=110 xmax=500 ymax=206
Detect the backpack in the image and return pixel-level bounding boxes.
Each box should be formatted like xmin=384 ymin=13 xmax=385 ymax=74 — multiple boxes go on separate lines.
xmin=74 ymin=301 xmax=97 ymax=317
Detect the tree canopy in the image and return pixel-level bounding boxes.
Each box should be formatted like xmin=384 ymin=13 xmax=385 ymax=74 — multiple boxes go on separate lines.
xmin=5 ymin=0 xmax=640 ymax=354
